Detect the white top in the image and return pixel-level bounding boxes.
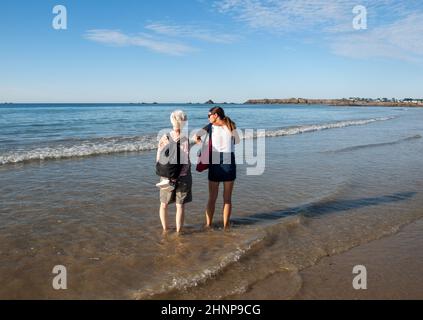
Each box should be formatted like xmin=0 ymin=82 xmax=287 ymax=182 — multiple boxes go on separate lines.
xmin=211 ymin=125 xmax=234 ymax=153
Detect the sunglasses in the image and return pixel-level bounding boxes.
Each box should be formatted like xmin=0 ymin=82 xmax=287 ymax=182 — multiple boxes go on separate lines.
xmin=208 ymin=113 xmax=215 ymax=118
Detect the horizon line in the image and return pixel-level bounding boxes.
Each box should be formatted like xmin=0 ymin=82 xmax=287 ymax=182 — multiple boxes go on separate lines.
xmin=2 ymin=96 xmax=423 ymax=105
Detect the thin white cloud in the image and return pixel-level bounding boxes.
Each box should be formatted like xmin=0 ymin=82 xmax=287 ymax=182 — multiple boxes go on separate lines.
xmin=215 ymin=0 xmax=353 ymax=32
xmin=215 ymin=0 xmax=423 ymax=62
xmin=84 ymin=29 xmax=196 ymax=56
xmin=145 ymin=23 xmax=238 ymax=44
xmin=331 ymin=13 xmax=423 ymax=62
xmin=215 ymin=0 xmax=415 ymax=30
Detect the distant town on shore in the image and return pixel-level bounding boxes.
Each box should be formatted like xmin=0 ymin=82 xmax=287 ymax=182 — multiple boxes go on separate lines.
xmin=2 ymin=97 xmax=423 ymax=107
xmin=244 ymin=97 xmax=423 ymax=107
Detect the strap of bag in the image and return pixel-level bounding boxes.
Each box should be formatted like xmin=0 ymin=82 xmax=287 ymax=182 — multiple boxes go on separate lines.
xmin=208 ymin=124 xmax=212 ymax=165
xmin=166 ymin=132 xmax=181 ymax=165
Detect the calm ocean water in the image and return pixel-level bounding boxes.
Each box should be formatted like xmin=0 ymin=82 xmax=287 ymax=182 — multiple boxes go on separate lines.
xmin=0 ymin=103 xmax=398 ymax=164
xmin=0 ymin=104 xmax=422 ymax=299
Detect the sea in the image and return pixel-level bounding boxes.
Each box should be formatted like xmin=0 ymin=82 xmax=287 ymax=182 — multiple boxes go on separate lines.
xmin=0 ymin=103 xmax=422 ymax=299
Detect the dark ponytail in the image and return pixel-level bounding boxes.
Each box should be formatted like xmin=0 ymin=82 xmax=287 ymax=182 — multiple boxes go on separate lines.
xmin=223 ymin=116 xmax=236 ymax=132
xmin=209 ymin=106 xmax=237 ymax=132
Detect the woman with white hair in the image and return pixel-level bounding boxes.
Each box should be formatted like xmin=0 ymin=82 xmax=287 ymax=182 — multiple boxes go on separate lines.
xmin=156 ymin=110 xmax=192 ymax=233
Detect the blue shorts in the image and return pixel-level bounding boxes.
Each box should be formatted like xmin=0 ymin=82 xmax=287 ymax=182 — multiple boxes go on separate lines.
xmin=208 ymin=152 xmax=236 ymax=182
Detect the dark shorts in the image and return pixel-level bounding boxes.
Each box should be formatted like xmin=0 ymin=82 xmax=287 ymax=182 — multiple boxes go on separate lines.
xmin=160 ymin=174 xmax=193 ymax=205
xmin=208 ymin=152 xmax=236 ymax=182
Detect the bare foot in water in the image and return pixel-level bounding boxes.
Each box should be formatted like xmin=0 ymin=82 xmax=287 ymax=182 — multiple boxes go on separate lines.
xmin=204 ymin=224 xmax=215 ymax=231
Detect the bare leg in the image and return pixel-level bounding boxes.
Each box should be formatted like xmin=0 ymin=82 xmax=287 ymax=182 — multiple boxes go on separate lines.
xmin=160 ymin=203 xmax=169 ymax=231
xmin=176 ymin=204 xmax=185 ymax=233
xmin=205 ymin=181 xmax=219 ymax=227
xmin=223 ymin=181 xmax=235 ymax=229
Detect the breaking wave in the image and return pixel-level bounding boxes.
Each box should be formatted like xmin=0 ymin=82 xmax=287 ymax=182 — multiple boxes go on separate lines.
xmin=0 ymin=135 xmax=158 ymax=165
xmin=326 ymin=134 xmax=421 ymax=153
xmin=0 ymin=117 xmax=395 ymax=165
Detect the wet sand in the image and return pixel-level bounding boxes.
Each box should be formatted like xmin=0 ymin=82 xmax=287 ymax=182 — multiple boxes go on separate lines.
xmin=236 ymin=219 xmax=423 ymax=300
xmin=1 ymin=106 xmax=422 ymax=299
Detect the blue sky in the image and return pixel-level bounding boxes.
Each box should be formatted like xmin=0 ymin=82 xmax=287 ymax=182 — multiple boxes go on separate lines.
xmin=1 ymin=0 xmax=423 ymax=103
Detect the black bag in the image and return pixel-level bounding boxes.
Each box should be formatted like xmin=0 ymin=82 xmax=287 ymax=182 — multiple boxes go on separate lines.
xmin=156 ymin=134 xmax=182 ymax=180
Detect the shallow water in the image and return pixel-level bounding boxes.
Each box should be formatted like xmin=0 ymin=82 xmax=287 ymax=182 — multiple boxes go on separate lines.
xmin=0 ymin=104 xmax=422 ymax=299
xmin=294 ymin=218 xmax=423 ymax=300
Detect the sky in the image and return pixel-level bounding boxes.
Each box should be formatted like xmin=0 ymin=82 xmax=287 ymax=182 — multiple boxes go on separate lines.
xmin=1 ymin=0 xmax=423 ymax=103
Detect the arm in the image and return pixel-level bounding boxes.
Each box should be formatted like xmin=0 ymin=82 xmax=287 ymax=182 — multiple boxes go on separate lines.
xmin=194 ymin=124 xmax=210 ymax=144
xmin=156 ymin=135 xmax=169 ymax=162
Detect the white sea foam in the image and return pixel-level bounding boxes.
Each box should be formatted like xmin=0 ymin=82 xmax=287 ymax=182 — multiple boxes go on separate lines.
xmin=132 ymin=235 xmax=264 ymax=300
xmin=0 ymin=117 xmax=395 ymax=165
xmin=245 ymin=116 xmax=396 ymax=139
xmin=0 ymin=135 xmax=158 ymax=165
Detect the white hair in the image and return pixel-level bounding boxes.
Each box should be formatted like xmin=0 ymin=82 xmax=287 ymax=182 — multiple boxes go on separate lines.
xmin=170 ymin=110 xmax=187 ymax=129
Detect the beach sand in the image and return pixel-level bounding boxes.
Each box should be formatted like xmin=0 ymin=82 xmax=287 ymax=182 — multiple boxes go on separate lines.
xmin=235 ymin=218 xmax=423 ymax=300
xmin=2 ymin=105 xmax=422 ymax=299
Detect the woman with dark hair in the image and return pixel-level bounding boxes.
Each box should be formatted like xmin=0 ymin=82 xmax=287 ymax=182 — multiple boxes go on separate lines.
xmin=195 ymin=107 xmax=240 ymax=229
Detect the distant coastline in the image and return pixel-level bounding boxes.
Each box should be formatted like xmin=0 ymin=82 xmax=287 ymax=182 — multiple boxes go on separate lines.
xmin=2 ymin=98 xmax=423 ymax=107
xmin=244 ymin=98 xmax=423 ymax=107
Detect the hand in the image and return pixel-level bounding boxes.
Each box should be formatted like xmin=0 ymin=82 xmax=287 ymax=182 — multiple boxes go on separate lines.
xmin=158 ymin=135 xmax=169 ymax=149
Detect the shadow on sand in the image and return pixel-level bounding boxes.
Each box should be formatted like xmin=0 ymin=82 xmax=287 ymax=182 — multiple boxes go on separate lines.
xmin=232 ymin=191 xmax=417 ymax=226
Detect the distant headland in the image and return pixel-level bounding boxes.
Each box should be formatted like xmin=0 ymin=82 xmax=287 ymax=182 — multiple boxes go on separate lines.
xmin=2 ymin=98 xmax=422 ymax=107
xmin=244 ymin=98 xmax=423 ymax=107
xmin=205 ymin=100 xmax=236 ymax=105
